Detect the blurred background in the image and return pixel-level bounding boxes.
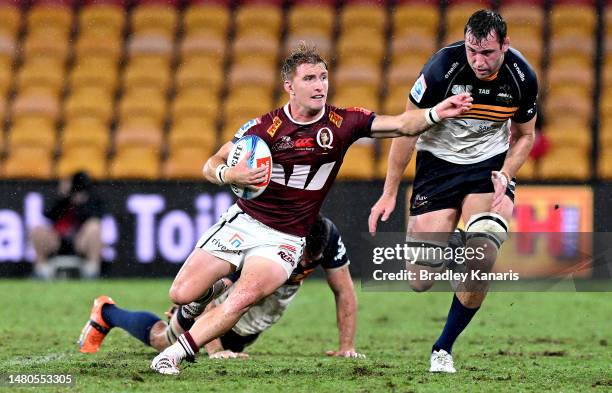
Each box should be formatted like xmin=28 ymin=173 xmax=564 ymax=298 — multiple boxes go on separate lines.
xmin=0 ymin=0 xmax=610 ymax=281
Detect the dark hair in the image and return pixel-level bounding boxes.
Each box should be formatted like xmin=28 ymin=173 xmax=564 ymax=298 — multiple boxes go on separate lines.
xmin=70 ymin=171 xmax=92 ymax=193
xmin=464 ymin=10 xmax=507 ymax=47
xmin=281 ymin=41 xmax=328 ymax=82
xmin=306 ymin=215 xmax=331 ymax=259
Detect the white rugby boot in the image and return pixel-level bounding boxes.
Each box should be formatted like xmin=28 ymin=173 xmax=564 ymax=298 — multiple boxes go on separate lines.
xmin=429 ymin=349 xmax=456 ymax=373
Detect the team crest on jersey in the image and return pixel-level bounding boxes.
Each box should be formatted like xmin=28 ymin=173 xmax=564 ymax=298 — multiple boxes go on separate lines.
xmin=329 ymin=111 xmax=343 ymax=128
xmin=451 ymin=85 xmax=473 ymax=95
xmin=267 ymin=116 xmax=282 ymax=137
xmin=316 ymin=127 xmax=334 ymax=149
xmin=496 ymin=85 xmax=513 ymax=104
xmin=411 ymin=74 xmax=427 ymax=103
xmin=234 ymin=118 xmax=261 ymax=139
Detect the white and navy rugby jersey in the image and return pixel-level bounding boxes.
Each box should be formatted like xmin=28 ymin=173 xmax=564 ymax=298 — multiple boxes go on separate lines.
xmin=409 ymin=41 xmax=538 ymax=165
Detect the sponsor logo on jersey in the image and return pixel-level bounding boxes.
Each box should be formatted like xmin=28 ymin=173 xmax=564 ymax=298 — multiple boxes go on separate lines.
xmin=267 ymin=116 xmax=282 ymax=137
xmin=329 ymin=111 xmax=343 ymax=128
xmin=234 ymin=118 xmax=261 ymax=139
xmin=445 ymin=62 xmax=459 ymax=79
xmin=513 ymin=63 xmax=525 ymax=82
xmin=295 ymin=137 xmax=316 ymax=149
xmin=270 ymin=161 xmax=336 ymax=190
xmin=316 ymin=127 xmax=334 ymax=149
xmin=451 ymin=84 xmax=473 ymax=95
xmin=411 ymin=74 xmax=427 ymax=103
xmin=272 ymin=136 xmax=294 ymax=152
xmin=228 ymin=233 xmax=244 ymax=248
xmin=478 ymin=88 xmax=490 ymax=95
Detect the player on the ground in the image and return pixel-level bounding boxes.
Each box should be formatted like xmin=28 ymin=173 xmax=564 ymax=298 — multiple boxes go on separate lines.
xmin=78 ymin=215 xmax=364 ymax=359
xmin=147 ymin=43 xmax=471 ymax=375
xmin=368 ymin=10 xmax=538 ymax=373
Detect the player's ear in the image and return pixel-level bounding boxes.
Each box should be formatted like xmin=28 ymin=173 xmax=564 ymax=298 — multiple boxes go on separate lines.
xmin=284 ymin=80 xmax=294 ymax=96
xmin=501 ymin=37 xmax=510 ymax=52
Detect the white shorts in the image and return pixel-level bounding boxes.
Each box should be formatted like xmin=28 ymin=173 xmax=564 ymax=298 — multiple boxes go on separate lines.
xmin=215 ymin=283 xmax=300 ymax=336
xmin=195 ymin=204 xmax=305 ymax=278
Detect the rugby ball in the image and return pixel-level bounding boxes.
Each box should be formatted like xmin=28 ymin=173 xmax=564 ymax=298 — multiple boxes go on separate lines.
xmin=227 ymin=135 xmax=273 ymax=200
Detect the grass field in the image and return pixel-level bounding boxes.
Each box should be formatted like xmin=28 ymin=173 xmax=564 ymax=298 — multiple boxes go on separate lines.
xmin=0 ymin=279 xmax=610 ymax=392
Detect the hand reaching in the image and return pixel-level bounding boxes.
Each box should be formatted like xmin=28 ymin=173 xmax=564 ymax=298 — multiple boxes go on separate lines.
xmin=325 ymin=349 xmax=366 ymax=359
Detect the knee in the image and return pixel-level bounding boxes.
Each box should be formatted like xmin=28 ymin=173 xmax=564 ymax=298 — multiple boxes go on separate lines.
xmin=30 ymin=226 xmax=51 ymax=242
xmin=409 ymin=280 xmax=434 ymax=293
xmin=169 ymin=282 xmax=192 ymax=305
xmin=80 ymin=219 xmax=102 ymax=239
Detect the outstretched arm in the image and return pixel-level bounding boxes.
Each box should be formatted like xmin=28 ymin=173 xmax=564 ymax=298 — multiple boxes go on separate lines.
xmin=369 ymin=93 xmax=472 ymax=138
xmin=324 ymin=265 xmax=365 ymax=358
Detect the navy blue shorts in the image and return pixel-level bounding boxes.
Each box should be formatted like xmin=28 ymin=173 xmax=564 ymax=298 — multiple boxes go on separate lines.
xmin=409 ymin=150 xmax=516 ymax=216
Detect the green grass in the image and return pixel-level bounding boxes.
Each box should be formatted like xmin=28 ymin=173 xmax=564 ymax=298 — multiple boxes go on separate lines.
xmin=0 ymin=279 xmax=610 ymax=392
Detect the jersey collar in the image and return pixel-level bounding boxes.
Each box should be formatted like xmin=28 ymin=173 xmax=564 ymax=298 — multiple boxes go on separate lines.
xmin=283 ymin=103 xmax=326 ymax=125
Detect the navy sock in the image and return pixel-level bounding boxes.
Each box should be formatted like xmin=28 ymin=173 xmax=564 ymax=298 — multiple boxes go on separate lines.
xmin=432 ymin=294 xmax=479 ymax=354
xmin=101 ymin=304 xmax=161 ymax=346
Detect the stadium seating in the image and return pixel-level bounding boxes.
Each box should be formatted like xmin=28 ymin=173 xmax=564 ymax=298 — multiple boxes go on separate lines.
xmin=337 ymin=140 xmax=376 ymax=180
xmin=0 ymin=0 xmax=604 ymax=180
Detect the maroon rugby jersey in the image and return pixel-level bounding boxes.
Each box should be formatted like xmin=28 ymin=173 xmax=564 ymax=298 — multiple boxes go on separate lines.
xmin=232 ymin=104 xmax=375 ymax=237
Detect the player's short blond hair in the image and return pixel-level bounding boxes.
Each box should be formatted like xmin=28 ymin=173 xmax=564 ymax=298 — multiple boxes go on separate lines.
xmin=281 ymin=42 xmax=328 ymax=82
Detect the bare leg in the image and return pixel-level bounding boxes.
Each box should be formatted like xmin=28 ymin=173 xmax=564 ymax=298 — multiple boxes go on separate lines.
xmin=29 ymin=225 xmax=60 ymax=279
xmin=188 ymin=257 xmax=287 ymax=347
xmin=169 ymin=249 xmax=235 ymax=305
xmin=457 ymin=193 xmax=514 ymax=307
xmin=75 ymin=218 xmax=102 ymax=278
xmin=405 ymin=208 xmax=459 ymax=292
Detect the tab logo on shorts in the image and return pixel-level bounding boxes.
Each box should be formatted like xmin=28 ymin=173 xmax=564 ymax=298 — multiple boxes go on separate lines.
xmin=267 ymin=116 xmax=282 ymax=137
xmin=329 ymin=111 xmax=343 ymax=128
xmin=411 ymin=74 xmax=427 ymax=103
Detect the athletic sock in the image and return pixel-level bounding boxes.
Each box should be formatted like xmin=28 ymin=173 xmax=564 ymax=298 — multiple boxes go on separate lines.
xmin=165 ymin=332 xmax=199 ymax=362
xmin=101 ymin=304 xmax=161 ymax=346
xmin=176 ymin=280 xmax=227 ymax=330
xmin=432 ymin=294 xmax=480 ymax=354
